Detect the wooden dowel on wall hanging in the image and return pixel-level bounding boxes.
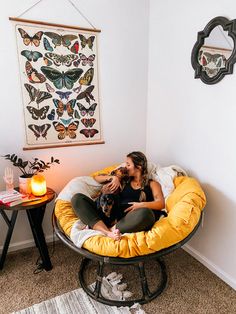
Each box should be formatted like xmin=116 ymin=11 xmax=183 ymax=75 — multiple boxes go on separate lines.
xmin=23 ymin=140 xmax=105 ymax=151
xmin=9 ymin=17 xmax=101 ymax=33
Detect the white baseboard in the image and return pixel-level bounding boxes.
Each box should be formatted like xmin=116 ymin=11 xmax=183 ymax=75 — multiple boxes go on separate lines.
xmin=184 ymin=244 xmax=236 ymax=291
xmin=0 ymin=234 xmax=57 ymax=254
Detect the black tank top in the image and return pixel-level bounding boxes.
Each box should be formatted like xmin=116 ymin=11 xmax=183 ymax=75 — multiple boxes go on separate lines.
xmin=119 ymin=181 xmax=154 ymax=206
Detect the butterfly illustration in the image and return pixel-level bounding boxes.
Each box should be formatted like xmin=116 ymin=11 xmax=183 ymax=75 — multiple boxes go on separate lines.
xmin=60 ymin=117 xmax=73 ymax=125
xmin=53 ymin=121 xmax=79 ymax=140
xmin=71 ymin=41 xmax=79 ymax=54
xmin=74 ymin=109 xmax=81 ymax=119
xmin=25 ymin=61 xmax=46 ymax=84
xmin=43 ymin=57 xmax=53 ymax=66
xmin=45 ymin=82 xmax=55 ymax=93
xmin=44 ymin=32 xmax=77 ymax=48
xmin=28 ymin=124 xmax=51 ymax=140
xmin=21 ymin=50 xmax=43 ymax=62
xmin=76 ymin=85 xmax=95 ymax=104
xmin=18 ymin=28 xmax=43 ymax=47
xmin=81 ymin=118 xmax=96 ymax=128
xmin=77 ymin=103 xmax=97 ymax=116
xmin=79 ymin=68 xmax=94 ymax=86
xmin=56 ymin=91 xmax=72 ymax=100
xmin=53 ymin=99 xmax=76 ymax=118
xmin=26 ymin=106 xmax=49 ymax=120
xmin=79 ymin=53 xmax=95 ymax=66
xmin=24 ymin=84 xmax=52 ymax=105
xmin=41 ymin=66 xmax=83 ymax=90
xmin=43 ymin=38 xmax=53 ymax=52
xmin=47 ymin=108 xmax=55 ymax=121
xmin=79 ymin=34 xmax=95 ymax=50
xmin=80 ymin=128 xmax=98 ymax=138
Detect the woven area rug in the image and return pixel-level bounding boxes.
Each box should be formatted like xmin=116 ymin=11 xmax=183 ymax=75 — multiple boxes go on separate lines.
xmin=12 ymin=287 xmax=145 ymax=314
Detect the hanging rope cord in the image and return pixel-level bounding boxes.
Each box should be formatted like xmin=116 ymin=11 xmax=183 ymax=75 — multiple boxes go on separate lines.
xmin=16 ymin=0 xmax=96 ymax=30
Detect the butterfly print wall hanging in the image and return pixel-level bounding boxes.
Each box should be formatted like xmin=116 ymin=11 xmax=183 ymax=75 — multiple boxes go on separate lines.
xmin=13 ymin=17 xmax=103 ymax=149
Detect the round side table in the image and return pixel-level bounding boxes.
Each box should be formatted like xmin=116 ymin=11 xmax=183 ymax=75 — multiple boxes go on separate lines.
xmin=0 ymin=187 xmax=55 ymax=271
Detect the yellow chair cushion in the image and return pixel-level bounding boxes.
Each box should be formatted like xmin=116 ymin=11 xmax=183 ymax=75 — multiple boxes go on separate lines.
xmin=55 ymin=172 xmax=206 ymax=258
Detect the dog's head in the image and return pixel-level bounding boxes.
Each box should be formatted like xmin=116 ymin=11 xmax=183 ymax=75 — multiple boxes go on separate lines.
xmin=110 ymin=166 xmax=128 ymax=180
xmin=99 ymin=194 xmax=115 ymax=217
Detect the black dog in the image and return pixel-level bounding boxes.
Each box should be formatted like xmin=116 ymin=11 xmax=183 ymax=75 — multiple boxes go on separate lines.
xmin=96 ymin=166 xmax=128 ymax=225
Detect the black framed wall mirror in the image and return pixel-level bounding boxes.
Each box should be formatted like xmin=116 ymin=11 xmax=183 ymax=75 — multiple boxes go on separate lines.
xmin=191 ymin=16 xmax=236 ymax=84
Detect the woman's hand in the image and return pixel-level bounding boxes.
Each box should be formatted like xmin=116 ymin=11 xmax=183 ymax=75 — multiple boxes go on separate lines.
xmin=124 ymin=202 xmax=143 ymax=213
xmin=101 ymin=176 xmax=120 ymax=194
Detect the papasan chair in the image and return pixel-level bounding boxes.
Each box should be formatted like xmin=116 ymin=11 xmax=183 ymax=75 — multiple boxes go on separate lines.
xmin=53 ymin=163 xmax=206 ymax=306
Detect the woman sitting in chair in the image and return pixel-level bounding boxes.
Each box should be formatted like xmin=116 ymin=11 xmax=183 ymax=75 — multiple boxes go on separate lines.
xmin=71 ymin=151 xmax=165 ymax=240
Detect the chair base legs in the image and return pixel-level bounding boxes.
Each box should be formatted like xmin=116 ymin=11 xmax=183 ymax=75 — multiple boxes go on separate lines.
xmin=78 ymin=257 xmax=167 ymax=306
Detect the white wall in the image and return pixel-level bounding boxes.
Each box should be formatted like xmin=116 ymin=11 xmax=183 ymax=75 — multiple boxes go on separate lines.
xmin=147 ymin=0 xmax=236 ymax=289
xmin=0 ymin=0 xmax=149 ymax=251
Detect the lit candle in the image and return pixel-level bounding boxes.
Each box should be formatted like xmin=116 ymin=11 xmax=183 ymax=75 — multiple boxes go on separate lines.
xmin=31 ymin=174 xmax=47 ymax=196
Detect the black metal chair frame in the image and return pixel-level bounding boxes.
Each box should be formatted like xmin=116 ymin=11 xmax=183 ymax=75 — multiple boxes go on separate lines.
xmin=52 ymin=211 xmax=202 ymax=306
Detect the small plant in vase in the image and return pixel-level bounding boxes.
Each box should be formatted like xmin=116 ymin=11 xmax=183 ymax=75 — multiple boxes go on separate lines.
xmin=2 ymin=154 xmax=60 ymax=195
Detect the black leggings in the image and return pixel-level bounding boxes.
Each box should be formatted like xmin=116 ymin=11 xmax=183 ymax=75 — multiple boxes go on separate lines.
xmin=71 ymin=193 xmax=156 ymax=233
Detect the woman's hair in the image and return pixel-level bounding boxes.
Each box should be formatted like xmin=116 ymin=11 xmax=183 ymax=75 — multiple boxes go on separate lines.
xmin=126 ymin=151 xmax=149 ymax=202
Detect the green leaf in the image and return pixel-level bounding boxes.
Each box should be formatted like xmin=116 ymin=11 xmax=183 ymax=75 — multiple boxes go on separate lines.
xmin=22 ymin=161 xmax=28 ymax=168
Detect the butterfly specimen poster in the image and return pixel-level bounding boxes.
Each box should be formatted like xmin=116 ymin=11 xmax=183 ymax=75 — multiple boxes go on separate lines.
xmin=12 ymin=18 xmax=103 ymax=149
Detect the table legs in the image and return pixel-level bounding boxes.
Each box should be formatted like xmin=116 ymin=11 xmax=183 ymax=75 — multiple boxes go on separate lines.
xmin=26 ymin=206 xmax=52 ymax=271
xmin=0 ymin=210 xmax=18 ymax=270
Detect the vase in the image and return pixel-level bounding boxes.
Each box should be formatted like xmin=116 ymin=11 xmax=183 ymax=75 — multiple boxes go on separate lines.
xmin=19 ymin=176 xmax=32 ymax=195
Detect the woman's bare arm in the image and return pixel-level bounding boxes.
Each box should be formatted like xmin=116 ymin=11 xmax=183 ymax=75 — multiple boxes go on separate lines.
xmin=94 ymin=174 xmax=121 ymax=193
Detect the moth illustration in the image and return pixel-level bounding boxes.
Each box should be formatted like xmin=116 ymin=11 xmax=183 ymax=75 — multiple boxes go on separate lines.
xmin=21 ymin=50 xmax=43 ymax=62
xmin=18 ymin=28 xmax=43 ymax=47
xmin=41 ymin=66 xmax=83 ymax=90
xmin=79 ymin=53 xmax=95 ymax=66
xmin=80 ymin=128 xmax=98 ymax=138
xmin=28 ymin=124 xmax=51 ymax=140
xmin=53 ymin=99 xmax=76 ymax=118
xmin=71 ymin=41 xmax=79 ymax=54
xmin=53 ymin=121 xmax=79 ymax=140
xmin=25 ymin=61 xmax=46 ymax=84
xmin=26 ymin=106 xmax=49 ymax=120
xmin=24 ymin=83 xmax=52 ymax=105
xmin=43 ymin=38 xmax=53 ymax=52
xmin=81 ymin=118 xmax=96 ymax=128
xmin=79 ymin=68 xmax=94 ymax=86
xmin=47 ymin=109 xmax=55 ymax=121
xmin=44 ymin=32 xmax=77 ymax=48
xmin=77 ymin=103 xmax=97 ymax=116
xmin=44 ymin=52 xmax=78 ymax=67
xmin=76 ymin=85 xmax=95 ymax=104
xmin=79 ymin=34 xmax=95 ymax=50
xmin=56 ymin=91 xmax=72 ymax=100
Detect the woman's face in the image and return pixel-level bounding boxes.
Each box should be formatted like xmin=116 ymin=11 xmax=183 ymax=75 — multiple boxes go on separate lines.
xmin=125 ymin=157 xmax=141 ymax=176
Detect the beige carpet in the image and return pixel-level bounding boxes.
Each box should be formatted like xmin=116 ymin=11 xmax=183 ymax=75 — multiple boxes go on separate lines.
xmin=0 ymin=242 xmax=235 ymax=314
